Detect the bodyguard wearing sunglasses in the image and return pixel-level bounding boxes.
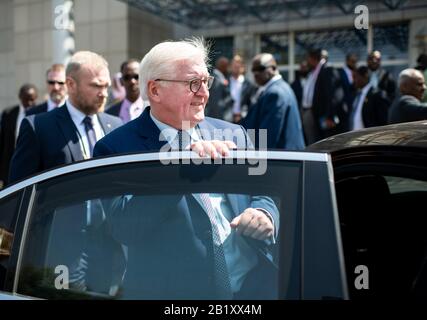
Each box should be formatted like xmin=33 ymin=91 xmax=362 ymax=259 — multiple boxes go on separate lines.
xmin=106 ymin=59 xmax=145 ymax=123
xmin=26 ymin=64 xmax=67 ymax=116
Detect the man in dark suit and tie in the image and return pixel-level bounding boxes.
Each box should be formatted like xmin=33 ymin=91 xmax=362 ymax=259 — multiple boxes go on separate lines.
xmin=301 ymin=48 xmax=345 ymax=144
xmin=229 ymin=55 xmax=257 ymax=124
xmin=26 ymin=64 xmax=67 ymax=116
xmin=105 ymin=59 xmax=145 ymax=123
xmin=389 ymin=68 xmax=427 ymax=124
xmin=94 ymin=38 xmax=279 ymax=299
xmin=349 ymin=66 xmax=390 ymax=130
xmin=367 ymin=50 xmax=397 ymax=103
xmin=8 ymin=51 xmax=123 ymax=184
xmin=241 ymin=53 xmax=305 ymax=150
xmin=0 ymin=84 xmax=38 ymax=188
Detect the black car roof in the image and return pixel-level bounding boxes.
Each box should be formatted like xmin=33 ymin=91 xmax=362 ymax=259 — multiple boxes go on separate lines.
xmin=306 ymin=121 xmax=427 ymax=153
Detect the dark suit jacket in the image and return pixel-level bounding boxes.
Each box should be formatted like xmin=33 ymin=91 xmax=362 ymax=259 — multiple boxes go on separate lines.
xmin=8 ymin=104 xmax=123 ymax=184
xmin=93 ymin=107 xmax=279 ymax=299
xmin=339 ymin=68 xmax=357 ymax=127
xmin=26 ymin=101 xmax=48 ymax=116
xmin=205 ymin=69 xmax=234 ymax=120
xmin=388 ymin=95 xmax=427 ymax=124
xmin=312 ymin=64 xmax=345 ymax=136
xmin=105 ymin=101 xmax=122 ymax=117
xmin=94 ymin=106 xmax=252 ymax=155
xmin=360 ymin=88 xmax=391 ymax=128
xmin=376 ymin=68 xmax=397 ymax=103
xmin=241 ymin=78 xmax=305 ymax=150
xmin=0 ymin=105 xmax=20 ymax=186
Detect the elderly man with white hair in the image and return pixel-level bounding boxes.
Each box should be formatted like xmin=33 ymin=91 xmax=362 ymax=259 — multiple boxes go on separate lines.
xmin=93 ymin=38 xmax=279 ymax=300
xmin=388 ymin=68 xmax=427 ymax=124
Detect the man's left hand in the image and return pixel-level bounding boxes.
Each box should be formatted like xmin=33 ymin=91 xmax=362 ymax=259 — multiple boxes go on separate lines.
xmin=189 ymin=140 xmax=237 ymax=158
xmin=230 ymin=208 xmax=274 ymax=241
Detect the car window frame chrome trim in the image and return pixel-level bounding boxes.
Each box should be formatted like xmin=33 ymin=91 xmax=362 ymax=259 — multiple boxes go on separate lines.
xmin=0 ymin=151 xmax=328 ymax=199
xmin=12 ymin=184 xmax=36 ymax=294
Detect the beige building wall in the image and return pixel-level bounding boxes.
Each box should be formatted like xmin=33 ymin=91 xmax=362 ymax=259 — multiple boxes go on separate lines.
xmin=0 ymin=0 xmax=15 ymax=109
xmin=74 ymin=0 xmax=128 ymax=75
xmin=13 ymin=0 xmax=55 ymax=106
xmin=0 ymin=0 xmax=182 ymax=112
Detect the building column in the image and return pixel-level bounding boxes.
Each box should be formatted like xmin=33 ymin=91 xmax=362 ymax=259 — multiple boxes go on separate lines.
xmin=51 ymin=0 xmax=75 ymax=65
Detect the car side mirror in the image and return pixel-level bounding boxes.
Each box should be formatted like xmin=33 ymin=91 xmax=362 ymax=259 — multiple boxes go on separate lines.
xmin=0 ymin=227 xmax=13 ymax=257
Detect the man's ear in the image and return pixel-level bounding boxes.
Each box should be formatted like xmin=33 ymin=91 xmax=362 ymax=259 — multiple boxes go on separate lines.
xmin=147 ymin=80 xmax=161 ymax=102
xmin=65 ymin=76 xmax=75 ymax=92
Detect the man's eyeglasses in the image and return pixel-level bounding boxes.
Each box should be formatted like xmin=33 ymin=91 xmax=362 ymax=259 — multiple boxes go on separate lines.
xmin=122 ymin=74 xmax=139 ymax=81
xmin=155 ymin=76 xmax=214 ymax=93
xmin=47 ymin=80 xmax=65 ymax=85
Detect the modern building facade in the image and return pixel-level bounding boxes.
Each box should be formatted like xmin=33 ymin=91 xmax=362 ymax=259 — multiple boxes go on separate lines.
xmin=1 ymin=0 xmax=427 ymax=111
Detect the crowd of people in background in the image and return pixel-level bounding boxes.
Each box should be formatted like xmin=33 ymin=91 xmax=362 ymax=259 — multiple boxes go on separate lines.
xmin=204 ymin=49 xmax=427 ymax=147
xmin=1 ymin=40 xmax=427 ymax=189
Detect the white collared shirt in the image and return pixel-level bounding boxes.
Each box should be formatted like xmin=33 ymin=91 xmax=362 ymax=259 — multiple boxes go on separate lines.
xmin=343 ymin=65 xmax=353 ymax=84
xmin=149 ymin=112 xmax=201 ymax=149
xmin=149 ymin=111 xmax=258 ymax=293
xmin=47 ymin=97 xmax=65 ymax=112
xmin=352 ymin=83 xmax=372 ymax=130
xmin=66 ymin=100 xmax=105 ymax=159
xmin=302 ymin=58 xmax=326 ymax=109
xmin=15 ymin=104 xmax=26 ymax=144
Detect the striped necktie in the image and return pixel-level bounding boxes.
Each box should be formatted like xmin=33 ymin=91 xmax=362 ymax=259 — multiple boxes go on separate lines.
xmin=197 ymin=193 xmax=233 ymax=299
xmin=82 ymin=116 xmax=97 ymax=157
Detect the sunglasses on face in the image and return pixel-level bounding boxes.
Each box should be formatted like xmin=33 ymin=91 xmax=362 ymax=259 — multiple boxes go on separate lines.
xmin=122 ymin=74 xmax=139 ymax=81
xmin=47 ymin=80 xmax=65 ymax=85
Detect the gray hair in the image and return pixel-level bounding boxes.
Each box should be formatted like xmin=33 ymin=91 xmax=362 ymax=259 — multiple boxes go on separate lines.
xmin=66 ymin=51 xmax=109 ymax=80
xmin=398 ymin=68 xmax=423 ymax=88
xmin=139 ymin=37 xmax=210 ymax=100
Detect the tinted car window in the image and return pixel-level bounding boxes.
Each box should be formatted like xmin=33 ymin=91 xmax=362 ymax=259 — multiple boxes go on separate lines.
xmin=0 ymin=191 xmax=23 ymax=289
xmin=15 ymin=160 xmax=301 ymax=299
xmin=336 ymin=173 xmax=427 ymax=299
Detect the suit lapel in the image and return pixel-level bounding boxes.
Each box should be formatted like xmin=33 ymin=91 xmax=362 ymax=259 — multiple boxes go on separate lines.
xmin=137 ymin=107 xmax=168 ymax=151
xmin=97 ymin=113 xmax=115 ymax=135
xmin=55 ymin=106 xmax=85 ymax=162
xmin=9 ymin=106 xmax=20 ymax=137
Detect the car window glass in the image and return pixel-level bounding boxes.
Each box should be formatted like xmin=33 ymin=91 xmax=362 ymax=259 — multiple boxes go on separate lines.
xmin=0 ymin=191 xmax=23 ymax=290
xmin=385 ymin=176 xmax=427 ymax=194
xmin=336 ymin=173 xmax=427 ymax=299
xmin=16 ymin=160 xmax=301 ymax=300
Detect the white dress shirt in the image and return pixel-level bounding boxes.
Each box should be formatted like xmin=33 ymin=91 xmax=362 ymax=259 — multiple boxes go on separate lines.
xmin=66 ymin=100 xmax=105 ymax=159
xmin=47 ymin=97 xmax=66 ymax=112
xmin=302 ymin=58 xmax=326 ymax=109
xmin=230 ymin=75 xmax=244 ymax=114
xmin=149 ymin=112 xmax=259 ymax=293
xmin=352 ymin=83 xmax=372 ymax=130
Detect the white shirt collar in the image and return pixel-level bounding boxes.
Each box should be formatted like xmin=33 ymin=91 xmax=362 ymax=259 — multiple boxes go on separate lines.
xmin=66 ymin=99 xmax=93 ymax=125
xmin=47 ymin=97 xmax=65 ymax=112
xmin=230 ymin=74 xmax=244 ymax=84
xmin=149 ymin=111 xmax=201 ymax=147
xmin=260 ymin=74 xmax=282 ymax=91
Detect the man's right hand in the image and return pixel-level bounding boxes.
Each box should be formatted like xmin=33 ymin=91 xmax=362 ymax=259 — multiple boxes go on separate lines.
xmin=189 ymin=140 xmax=237 ymax=158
